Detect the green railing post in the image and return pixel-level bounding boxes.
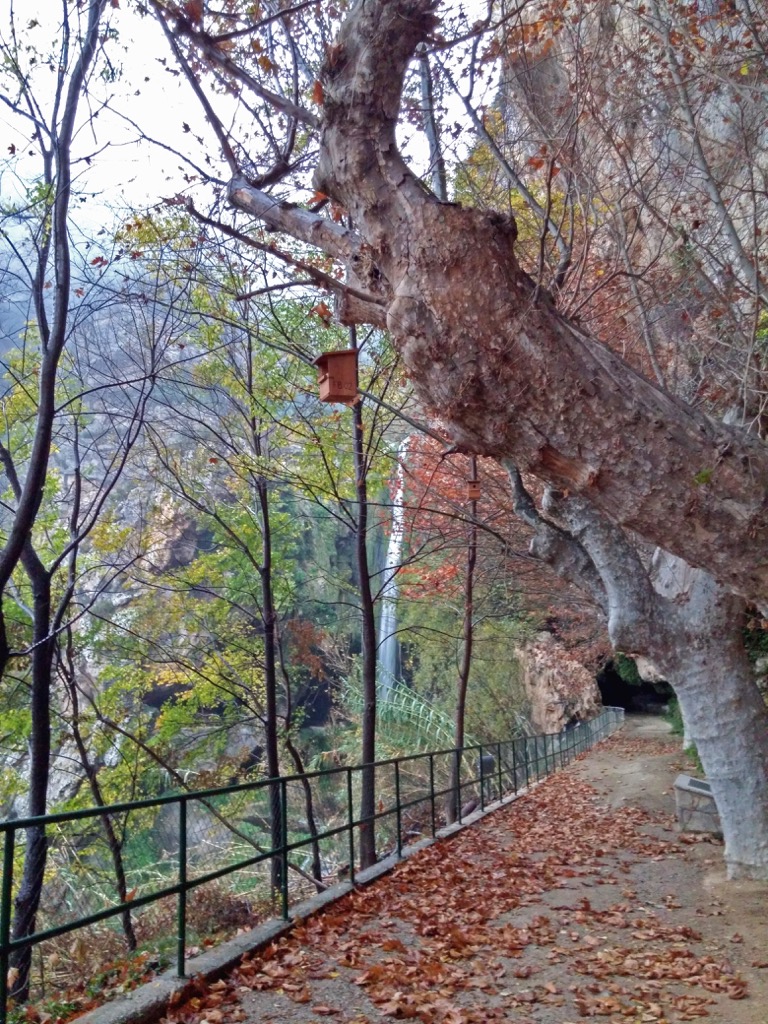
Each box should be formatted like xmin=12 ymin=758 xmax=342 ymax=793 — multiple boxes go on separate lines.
xmin=346 ymin=769 xmax=355 ymax=885
xmin=394 ymin=761 xmax=402 ymax=858
xmin=177 ymin=797 xmax=187 ymax=979
xmin=511 ymin=740 xmax=518 ymax=793
xmin=281 ymin=779 xmax=289 ymax=921
xmin=496 ymin=742 xmax=502 ymax=801
xmin=429 ymin=754 xmax=436 ymax=837
xmin=479 ymin=747 xmax=485 ymax=811
xmin=0 ymin=827 xmax=15 ymax=1024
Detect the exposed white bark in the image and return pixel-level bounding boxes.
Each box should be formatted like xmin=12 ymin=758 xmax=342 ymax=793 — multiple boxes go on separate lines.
xmin=540 ymin=493 xmax=768 ymax=879
xmin=649 ymin=554 xmax=768 ymax=878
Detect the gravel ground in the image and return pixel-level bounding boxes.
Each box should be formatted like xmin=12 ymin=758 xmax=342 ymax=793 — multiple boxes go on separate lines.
xmin=162 ymin=716 xmax=768 ymax=1024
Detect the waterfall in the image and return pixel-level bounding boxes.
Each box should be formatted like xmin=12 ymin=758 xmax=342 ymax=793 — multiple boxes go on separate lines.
xmin=377 ymin=439 xmax=409 ymax=700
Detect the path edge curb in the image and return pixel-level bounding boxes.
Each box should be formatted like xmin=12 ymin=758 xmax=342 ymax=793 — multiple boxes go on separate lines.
xmin=75 ymin=784 xmax=536 ymax=1024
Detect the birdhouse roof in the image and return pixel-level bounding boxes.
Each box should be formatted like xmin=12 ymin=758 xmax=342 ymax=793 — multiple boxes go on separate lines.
xmin=313 ymin=349 xmax=357 ymax=368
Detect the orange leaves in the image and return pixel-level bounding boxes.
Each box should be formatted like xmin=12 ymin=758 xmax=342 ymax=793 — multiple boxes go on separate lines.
xmin=158 ymin=735 xmax=752 ymax=1024
xmin=310 ymin=300 xmax=332 ymax=325
xmin=182 ymin=0 xmax=203 ymax=25
xmin=257 ymin=54 xmax=277 ymax=74
xmin=312 ymin=80 xmax=325 ymax=105
xmin=381 ymin=937 xmax=408 ymax=953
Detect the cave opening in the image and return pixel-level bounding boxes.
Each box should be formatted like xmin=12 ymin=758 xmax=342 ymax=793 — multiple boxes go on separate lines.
xmin=596 ymin=659 xmax=674 ymax=713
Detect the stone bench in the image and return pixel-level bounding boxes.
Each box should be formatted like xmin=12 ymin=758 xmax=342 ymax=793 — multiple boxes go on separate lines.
xmin=673 ymin=774 xmax=722 ymax=836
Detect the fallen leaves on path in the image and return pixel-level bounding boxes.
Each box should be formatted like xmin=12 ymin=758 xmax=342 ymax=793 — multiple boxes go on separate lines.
xmin=160 ymin=735 xmax=749 ymax=1024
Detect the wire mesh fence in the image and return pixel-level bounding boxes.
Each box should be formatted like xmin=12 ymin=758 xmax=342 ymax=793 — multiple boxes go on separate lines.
xmin=0 ymin=707 xmax=624 ymax=1021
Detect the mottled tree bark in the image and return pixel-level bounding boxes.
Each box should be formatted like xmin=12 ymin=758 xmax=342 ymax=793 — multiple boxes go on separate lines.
xmin=159 ymin=0 xmax=768 ymax=877
xmin=226 ymin=0 xmax=768 ymax=607
xmin=518 ymin=482 xmax=768 ymax=879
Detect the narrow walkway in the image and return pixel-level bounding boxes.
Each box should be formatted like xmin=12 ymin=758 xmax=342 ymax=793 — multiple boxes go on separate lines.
xmin=162 ymin=719 xmax=768 ymax=1024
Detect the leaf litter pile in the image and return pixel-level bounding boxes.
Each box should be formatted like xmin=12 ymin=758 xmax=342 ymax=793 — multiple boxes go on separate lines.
xmin=162 ymin=735 xmax=758 ymax=1024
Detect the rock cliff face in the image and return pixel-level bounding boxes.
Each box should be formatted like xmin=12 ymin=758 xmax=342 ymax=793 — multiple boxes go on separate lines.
xmin=516 ymin=633 xmax=602 ymax=734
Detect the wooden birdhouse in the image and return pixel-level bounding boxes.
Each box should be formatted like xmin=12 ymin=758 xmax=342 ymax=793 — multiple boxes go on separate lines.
xmin=314 ymin=349 xmax=359 ymax=405
xmin=467 ymin=479 xmax=481 ymax=501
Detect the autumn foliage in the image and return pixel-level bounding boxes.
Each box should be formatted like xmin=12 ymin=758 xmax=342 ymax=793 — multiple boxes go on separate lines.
xmin=159 ymin=732 xmax=752 ymax=1024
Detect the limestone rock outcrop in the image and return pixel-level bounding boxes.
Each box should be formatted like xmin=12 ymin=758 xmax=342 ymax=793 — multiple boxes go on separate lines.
xmin=516 ymin=633 xmax=601 ymax=734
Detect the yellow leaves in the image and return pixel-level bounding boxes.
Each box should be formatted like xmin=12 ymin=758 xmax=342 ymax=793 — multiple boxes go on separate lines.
xmin=88 ymin=515 xmax=132 ymax=556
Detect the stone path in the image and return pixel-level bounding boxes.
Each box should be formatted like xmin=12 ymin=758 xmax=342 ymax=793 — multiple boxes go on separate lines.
xmin=160 ymin=717 xmax=768 ymax=1024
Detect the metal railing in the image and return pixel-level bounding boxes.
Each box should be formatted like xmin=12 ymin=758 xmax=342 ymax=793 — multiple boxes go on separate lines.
xmin=0 ymin=707 xmax=624 ymax=1021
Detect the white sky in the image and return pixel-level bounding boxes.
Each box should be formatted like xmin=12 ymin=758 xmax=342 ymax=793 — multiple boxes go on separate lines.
xmin=0 ymin=0 xmax=218 ymax=221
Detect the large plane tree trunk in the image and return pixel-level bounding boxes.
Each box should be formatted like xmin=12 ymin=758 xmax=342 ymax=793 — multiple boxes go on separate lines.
xmin=517 ymin=483 xmax=768 ymax=879
xmin=674 ymin=646 xmax=768 ymax=879
xmin=648 ymin=556 xmax=768 ymax=880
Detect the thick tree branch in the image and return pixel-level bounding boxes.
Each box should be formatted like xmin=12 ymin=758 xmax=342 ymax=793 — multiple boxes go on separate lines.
xmin=302 ymin=0 xmax=768 ymax=605
xmin=503 ymin=460 xmax=607 ymax=615
xmin=546 ymin=492 xmax=660 ymax=653
xmin=187 ymin=200 xmax=388 ymax=326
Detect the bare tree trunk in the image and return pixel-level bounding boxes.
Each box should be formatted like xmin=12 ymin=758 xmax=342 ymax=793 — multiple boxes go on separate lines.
xmin=278 ymin=637 xmax=324 ymax=889
xmin=418 ymin=48 xmax=447 ymax=202
xmin=258 ymin=475 xmax=282 ymax=893
xmin=249 ymin=388 xmax=283 ymax=895
xmin=9 ymin=558 xmax=52 ymax=1004
xmin=675 ymin=651 xmax=768 ymax=879
xmin=283 ymin=735 xmax=324 ymax=889
xmin=351 ymin=329 xmax=378 ymax=870
xmin=447 ymin=459 xmax=477 ymax=824
xmin=1 ymin=4 xmax=109 ymax=999
xmin=61 ymin=631 xmax=137 ymax=951
xmin=545 ymin=493 xmax=768 ymax=880
xmin=648 ymin=556 xmax=768 ymax=880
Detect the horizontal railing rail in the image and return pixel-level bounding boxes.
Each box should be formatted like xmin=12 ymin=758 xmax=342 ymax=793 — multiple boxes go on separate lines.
xmin=0 ymin=706 xmax=624 ymax=1022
